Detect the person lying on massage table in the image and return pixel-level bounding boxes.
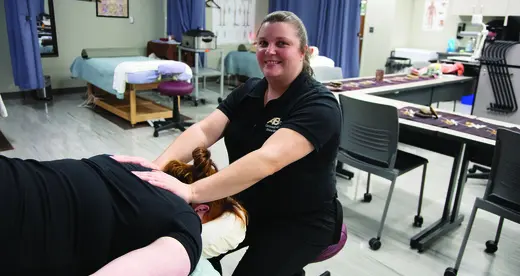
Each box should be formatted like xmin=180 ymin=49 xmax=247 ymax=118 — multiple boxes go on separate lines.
xmin=0 ymin=147 xmax=247 ymax=276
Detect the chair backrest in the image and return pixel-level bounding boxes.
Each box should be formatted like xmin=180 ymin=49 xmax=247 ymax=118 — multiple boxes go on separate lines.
xmin=484 ymin=128 xmax=520 ymax=212
xmin=338 ymin=94 xmax=399 ymax=169
xmin=313 ymin=66 xmax=343 ymax=82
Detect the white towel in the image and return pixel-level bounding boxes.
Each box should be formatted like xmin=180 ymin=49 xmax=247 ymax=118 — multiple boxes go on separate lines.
xmin=112 ymin=60 xmax=192 ymax=94
xmin=0 ymin=95 xmax=7 ymax=118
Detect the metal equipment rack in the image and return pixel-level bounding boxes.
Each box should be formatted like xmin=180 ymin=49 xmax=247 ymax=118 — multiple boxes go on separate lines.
xmin=178 ymin=46 xmax=224 ymax=106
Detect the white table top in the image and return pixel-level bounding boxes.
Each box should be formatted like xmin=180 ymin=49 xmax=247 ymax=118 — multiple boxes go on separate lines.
xmin=329 ymin=74 xmax=520 ymax=146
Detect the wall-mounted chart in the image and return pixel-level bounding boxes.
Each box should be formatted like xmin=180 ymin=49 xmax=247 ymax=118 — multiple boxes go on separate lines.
xmin=211 ymin=0 xmax=256 ymax=45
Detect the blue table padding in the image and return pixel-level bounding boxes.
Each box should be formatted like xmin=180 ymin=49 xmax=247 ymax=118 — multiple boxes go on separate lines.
xmin=70 ymin=56 xmax=162 ymax=99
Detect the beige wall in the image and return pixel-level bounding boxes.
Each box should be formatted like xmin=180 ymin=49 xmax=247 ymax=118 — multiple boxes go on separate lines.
xmin=407 ymin=0 xmax=462 ymax=51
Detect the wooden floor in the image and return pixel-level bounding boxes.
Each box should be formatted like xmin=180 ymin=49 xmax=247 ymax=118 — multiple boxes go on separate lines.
xmin=0 ymin=86 xmax=519 ymax=276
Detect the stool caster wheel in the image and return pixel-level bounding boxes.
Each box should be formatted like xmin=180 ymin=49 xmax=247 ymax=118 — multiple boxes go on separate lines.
xmin=363 ymin=193 xmax=372 ymax=202
xmin=200 ymin=98 xmax=206 ymax=104
xmin=153 ymin=131 xmax=159 ymax=137
xmin=369 ymin=238 xmax=381 ymax=250
xmin=413 ymin=215 xmax=423 ymax=227
xmin=218 ymin=97 xmax=223 ymax=104
xmin=193 ymin=100 xmax=198 ymax=107
xmin=485 ymin=240 xmax=498 ymax=253
xmin=468 ymin=167 xmax=477 ymax=173
xmin=444 ymin=267 xmax=457 ymax=276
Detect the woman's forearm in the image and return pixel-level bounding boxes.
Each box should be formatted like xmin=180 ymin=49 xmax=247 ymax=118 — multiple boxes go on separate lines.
xmin=190 ymin=149 xmax=279 ymax=203
xmin=154 ymin=123 xmax=210 ymax=169
xmin=154 ymin=111 xmax=228 ymax=170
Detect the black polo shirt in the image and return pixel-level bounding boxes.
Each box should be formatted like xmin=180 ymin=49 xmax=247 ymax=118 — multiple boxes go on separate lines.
xmin=217 ymin=71 xmax=341 ymax=219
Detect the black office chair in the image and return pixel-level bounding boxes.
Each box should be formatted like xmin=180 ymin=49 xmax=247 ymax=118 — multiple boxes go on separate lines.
xmin=445 ymin=128 xmax=520 ymax=276
xmin=336 ymin=94 xmax=429 ymax=250
xmin=466 ymin=164 xmax=491 ymax=180
xmin=312 ymin=66 xmax=356 ymax=181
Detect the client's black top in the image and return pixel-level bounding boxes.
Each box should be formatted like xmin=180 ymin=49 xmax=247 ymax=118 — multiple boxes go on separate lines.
xmin=217 ymin=71 xmax=341 ymax=219
xmin=0 ymin=154 xmax=202 ymax=275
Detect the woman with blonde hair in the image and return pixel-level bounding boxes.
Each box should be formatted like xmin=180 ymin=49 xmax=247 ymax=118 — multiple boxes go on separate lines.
xmin=122 ymin=10 xmax=344 ymax=276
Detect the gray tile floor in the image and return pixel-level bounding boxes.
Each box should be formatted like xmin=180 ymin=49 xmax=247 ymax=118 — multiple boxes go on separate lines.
xmin=0 ymin=83 xmax=519 ymax=276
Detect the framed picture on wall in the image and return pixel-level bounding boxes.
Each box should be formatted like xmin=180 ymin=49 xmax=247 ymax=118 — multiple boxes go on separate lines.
xmin=96 ymin=0 xmax=129 ymax=18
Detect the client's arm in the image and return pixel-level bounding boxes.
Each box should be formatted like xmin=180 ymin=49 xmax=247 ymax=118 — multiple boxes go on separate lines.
xmin=90 ymin=237 xmax=191 ymax=276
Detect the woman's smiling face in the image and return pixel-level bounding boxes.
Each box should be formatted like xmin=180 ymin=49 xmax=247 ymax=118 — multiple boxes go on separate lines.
xmin=255 ymin=22 xmax=306 ymax=79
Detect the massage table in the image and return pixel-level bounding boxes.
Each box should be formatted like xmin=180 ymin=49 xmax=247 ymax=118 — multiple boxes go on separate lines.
xmin=223 ymin=49 xmax=335 ymax=81
xmin=70 ymin=48 xmax=192 ymax=127
xmin=224 ymin=51 xmax=264 ymax=79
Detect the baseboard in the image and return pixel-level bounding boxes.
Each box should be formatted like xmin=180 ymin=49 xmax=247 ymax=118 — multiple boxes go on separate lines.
xmin=0 ymin=86 xmax=86 ymax=100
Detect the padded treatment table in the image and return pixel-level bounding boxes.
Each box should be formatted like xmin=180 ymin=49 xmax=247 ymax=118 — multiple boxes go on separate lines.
xmin=70 ymin=52 xmax=190 ymax=127
xmin=224 ymin=51 xmax=264 ymax=79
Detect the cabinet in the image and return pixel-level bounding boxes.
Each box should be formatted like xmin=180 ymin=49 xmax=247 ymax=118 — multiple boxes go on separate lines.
xmin=508 ymin=0 xmax=520 ymax=16
xmin=450 ymin=0 xmax=511 ymax=16
xmin=481 ymin=0 xmax=508 ymax=16
xmin=450 ymin=0 xmax=481 ymax=16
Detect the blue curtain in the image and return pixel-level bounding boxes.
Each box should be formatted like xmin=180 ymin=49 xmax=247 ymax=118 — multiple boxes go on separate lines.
xmin=166 ymin=0 xmax=206 ymax=66
xmin=166 ymin=0 xmax=206 ymax=41
xmin=37 ymin=0 xmax=45 ymax=15
xmin=4 ymin=0 xmax=45 ymax=91
xmin=269 ymin=0 xmax=361 ymax=78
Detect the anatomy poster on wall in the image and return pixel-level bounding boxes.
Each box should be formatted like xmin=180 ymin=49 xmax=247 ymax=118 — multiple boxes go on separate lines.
xmin=422 ymin=0 xmax=449 ymax=31
xmin=211 ymin=0 xmax=256 ymax=45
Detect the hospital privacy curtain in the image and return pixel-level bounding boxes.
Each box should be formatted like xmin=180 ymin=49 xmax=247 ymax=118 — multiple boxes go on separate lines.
xmin=269 ymin=0 xmax=361 ymax=78
xmin=4 ymin=0 xmax=45 ymax=90
xmin=166 ymin=0 xmax=206 ymax=66
xmin=166 ymin=0 xmax=206 ymax=41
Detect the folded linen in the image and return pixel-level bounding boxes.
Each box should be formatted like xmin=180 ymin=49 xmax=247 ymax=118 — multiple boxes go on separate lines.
xmin=113 ymin=60 xmax=192 ymax=94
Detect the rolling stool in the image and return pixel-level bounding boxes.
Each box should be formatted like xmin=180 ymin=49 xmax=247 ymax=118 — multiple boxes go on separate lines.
xmin=153 ymin=80 xmax=194 ymax=137
xmin=303 ymin=223 xmax=348 ymax=276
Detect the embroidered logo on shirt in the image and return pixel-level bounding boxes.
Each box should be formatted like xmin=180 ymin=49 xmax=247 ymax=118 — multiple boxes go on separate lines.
xmin=265 ymin=117 xmax=282 ymax=132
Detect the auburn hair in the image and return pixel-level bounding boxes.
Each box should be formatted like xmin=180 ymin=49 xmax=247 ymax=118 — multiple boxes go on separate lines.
xmin=162 ymin=147 xmax=248 ymax=225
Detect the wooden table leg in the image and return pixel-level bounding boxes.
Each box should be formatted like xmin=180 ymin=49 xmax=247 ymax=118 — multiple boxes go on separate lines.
xmin=130 ymin=88 xmax=137 ymax=127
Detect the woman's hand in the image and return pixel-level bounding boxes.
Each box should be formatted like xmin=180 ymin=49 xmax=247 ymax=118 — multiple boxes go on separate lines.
xmin=110 ymin=155 xmax=161 ymax=171
xmin=132 ymin=171 xmax=194 ymax=203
